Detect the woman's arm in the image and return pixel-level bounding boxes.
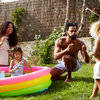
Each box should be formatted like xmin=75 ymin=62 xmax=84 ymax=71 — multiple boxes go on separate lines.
xmin=80 ymin=44 xmax=90 ymax=63
xmin=8 ymin=50 xmax=13 ymax=57
xmin=89 ymin=38 xmax=100 ymax=56
xmin=0 ymin=36 xmax=7 ymax=47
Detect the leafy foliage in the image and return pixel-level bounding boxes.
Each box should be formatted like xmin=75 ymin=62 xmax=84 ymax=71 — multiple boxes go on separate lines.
xmin=11 ymin=8 xmax=24 ymax=31
xmin=89 ymin=8 xmax=100 ymax=25
xmin=29 ymin=27 xmax=63 ymax=65
xmin=11 ymin=8 xmax=24 ymax=41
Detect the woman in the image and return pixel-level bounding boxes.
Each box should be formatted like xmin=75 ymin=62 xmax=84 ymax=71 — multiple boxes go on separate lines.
xmin=0 ymin=21 xmax=18 ymax=66
xmin=89 ymin=21 xmax=100 ymax=98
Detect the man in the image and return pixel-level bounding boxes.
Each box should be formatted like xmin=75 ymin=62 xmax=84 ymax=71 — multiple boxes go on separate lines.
xmin=50 ymin=22 xmax=90 ymax=82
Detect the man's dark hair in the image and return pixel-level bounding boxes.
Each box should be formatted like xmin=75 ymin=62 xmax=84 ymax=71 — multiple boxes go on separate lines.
xmin=64 ymin=22 xmax=78 ymax=32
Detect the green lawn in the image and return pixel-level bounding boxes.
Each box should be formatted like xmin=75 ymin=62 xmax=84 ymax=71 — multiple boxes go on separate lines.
xmin=1 ymin=63 xmax=100 ymax=100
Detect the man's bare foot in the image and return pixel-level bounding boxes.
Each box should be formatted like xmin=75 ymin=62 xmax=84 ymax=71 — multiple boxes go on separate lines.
xmin=52 ymin=76 xmax=66 ymax=80
xmin=52 ymin=74 xmax=73 ymax=81
xmin=60 ymin=75 xmax=66 ymax=79
xmin=64 ymin=78 xmax=72 ymax=83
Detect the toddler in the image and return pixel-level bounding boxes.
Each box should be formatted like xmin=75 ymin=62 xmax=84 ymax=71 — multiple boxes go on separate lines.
xmin=9 ymin=47 xmax=32 ymax=76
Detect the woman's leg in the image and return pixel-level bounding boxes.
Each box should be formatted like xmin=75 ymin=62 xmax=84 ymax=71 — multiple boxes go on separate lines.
xmin=96 ymin=79 xmax=100 ymax=89
xmin=89 ymin=79 xmax=99 ymax=99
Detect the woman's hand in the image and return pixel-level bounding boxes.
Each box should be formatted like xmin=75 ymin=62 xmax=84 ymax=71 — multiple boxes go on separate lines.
xmin=89 ymin=52 xmax=93 ymax=56
xmin=1 ymin=36 xmax=8 ymax=43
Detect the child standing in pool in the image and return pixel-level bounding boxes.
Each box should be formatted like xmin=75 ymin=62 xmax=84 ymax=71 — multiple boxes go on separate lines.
xmin=9 ymin=47 xmax=32 ymax=76
xmin=89 ymin=21 xmax=100 ymax=99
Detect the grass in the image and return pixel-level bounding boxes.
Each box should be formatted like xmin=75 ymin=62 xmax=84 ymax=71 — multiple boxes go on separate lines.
xmin=0 ymin=63 xmax=100 ymax=100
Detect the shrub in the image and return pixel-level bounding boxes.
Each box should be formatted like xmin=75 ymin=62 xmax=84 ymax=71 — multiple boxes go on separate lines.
xmin=89 ymin=8 xmax=100 ymax=25
xmin=11 ymin=8 xmax=24 ymax=31
xmin=29 ymin=27 xmax=63 ymax=65
xmin=11 ymin=8 xmax=24 ymax=41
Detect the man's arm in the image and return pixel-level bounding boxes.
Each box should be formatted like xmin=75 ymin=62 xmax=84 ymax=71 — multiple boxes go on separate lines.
xmin=80 ymin=44 xmax=90 ymax=63
xmin=54 ymin=39 xmax=72 ymax=60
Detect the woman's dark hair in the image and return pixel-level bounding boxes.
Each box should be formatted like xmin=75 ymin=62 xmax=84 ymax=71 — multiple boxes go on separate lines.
xmin=0 ymin=21 xmax=18 ymax=48
xmin=13 ymin=47 xmax=23 ymax=58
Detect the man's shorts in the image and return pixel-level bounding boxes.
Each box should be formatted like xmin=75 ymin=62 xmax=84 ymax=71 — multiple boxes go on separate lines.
xmin=54 ymin=60 xmax=81 ymax=73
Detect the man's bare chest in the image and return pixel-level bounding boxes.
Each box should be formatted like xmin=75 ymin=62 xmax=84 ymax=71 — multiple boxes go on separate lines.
xmin=61 ymin=42 xmax=81 ymax=52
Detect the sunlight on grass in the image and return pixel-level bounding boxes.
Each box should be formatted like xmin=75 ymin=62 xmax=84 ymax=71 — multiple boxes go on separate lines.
xmin=1 ymin=63 xmax=100 ymax=100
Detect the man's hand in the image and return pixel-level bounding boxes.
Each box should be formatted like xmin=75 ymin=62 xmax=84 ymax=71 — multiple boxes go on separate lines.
xmin=67 ymin=43 xmax=74 ymax=51
xmin=89 ymin=51 xmax=95 ymax=57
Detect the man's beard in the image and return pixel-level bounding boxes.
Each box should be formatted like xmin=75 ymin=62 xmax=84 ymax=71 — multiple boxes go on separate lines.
xmin=69 ymin=34 xmax=76 ymax=40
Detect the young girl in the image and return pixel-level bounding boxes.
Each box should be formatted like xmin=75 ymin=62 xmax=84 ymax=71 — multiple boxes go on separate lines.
xmin=0 ymin=21 xmax=18 ymax=66
xmin=89 ymin=21 xmax=100 ymax=99
xmin=9 ymin=47 xmax=32 ymax=76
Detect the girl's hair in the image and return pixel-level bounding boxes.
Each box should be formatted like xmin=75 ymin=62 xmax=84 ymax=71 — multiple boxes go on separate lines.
xmin=90 ymin=21 xmax=100 ymax=36
xmin=13 ymin=47 xmax=23 ymax=58
xmin=0 ymin=21 xmax=18 ymax=48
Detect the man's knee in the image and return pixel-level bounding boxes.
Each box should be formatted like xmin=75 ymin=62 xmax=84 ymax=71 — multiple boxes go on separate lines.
xmin=62 ymin=55 xmax=72 ymax=63
xmin=50 ymin=67 xmax=62 ymax=78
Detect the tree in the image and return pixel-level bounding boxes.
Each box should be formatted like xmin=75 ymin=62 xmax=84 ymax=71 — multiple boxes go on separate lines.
xmin=65 ymin=0 xmax=70 ymax=21
xmin=63 ymin=0 xmax=70 ymax=33
xmin=77 ymin=0 xmax=86 ymax=35
xmin=64 ymin=0 xmax=86 ymax=36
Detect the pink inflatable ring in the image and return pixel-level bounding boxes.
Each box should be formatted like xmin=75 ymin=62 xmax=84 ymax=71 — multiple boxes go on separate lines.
xmin=0 ymin=66 xmax=52 ymax=97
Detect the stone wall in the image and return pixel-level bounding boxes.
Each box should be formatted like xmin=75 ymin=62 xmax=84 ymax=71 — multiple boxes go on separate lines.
xmin=67 ymin=0 xmax=100 ymax=37
xmin=0 ymin=0 xmax=100 ymax=41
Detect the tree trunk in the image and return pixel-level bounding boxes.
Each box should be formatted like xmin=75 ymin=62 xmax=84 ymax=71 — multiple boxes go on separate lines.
xmin=63 ymin=0 xmax=70 ymax=33
xmin=77 ymin=0 xmax=86 ymax=35
xmin=66 ymin=0 xmax=70 ymax=21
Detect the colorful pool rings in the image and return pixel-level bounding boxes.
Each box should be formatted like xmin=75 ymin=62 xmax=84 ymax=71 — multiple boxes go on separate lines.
xmin=0 ymin=66 xmax=52 ymax=97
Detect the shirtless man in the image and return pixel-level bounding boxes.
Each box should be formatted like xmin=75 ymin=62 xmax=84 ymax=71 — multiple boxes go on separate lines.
xmin=50 ymin=22 xmax=90 ymax=82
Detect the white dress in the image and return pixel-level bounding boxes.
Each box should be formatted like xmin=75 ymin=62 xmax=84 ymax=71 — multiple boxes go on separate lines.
xmin=0 ymin=39 xmax=10 ymax=65
xmin=93 ymin=61 xmax=100 ymax=79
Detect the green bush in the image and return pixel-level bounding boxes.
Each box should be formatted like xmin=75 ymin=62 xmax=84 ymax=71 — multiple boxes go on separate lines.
xmin=11 ymin=8 xmax=24 ymax=41
xmin=11 ymin=8 xmax=24 ymax=31
xmin=29 ymin=27 xmax=63 ymax=65
xmin=89 ymin=8 xmax=100 ymax=25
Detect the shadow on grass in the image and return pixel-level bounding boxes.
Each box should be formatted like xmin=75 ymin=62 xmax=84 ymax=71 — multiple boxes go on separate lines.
xmin=73 ymin=76 xmax=94 ymax=83
xmin=24 ymin=76 xmax=94 ymax=97
xmin=24 ymin=80 xmax=71 ymax=97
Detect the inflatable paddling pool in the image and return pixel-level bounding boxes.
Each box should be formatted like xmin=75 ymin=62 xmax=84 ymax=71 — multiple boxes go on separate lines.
xmin=0 ymin=66 xmax=52 ymax=97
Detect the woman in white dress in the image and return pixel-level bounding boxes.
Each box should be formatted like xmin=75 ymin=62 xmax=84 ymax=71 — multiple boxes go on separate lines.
xmin=0 ymin=21 xmax=18 ymax=66
xmin=89 ymin=21 xmax=100 ymax=99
